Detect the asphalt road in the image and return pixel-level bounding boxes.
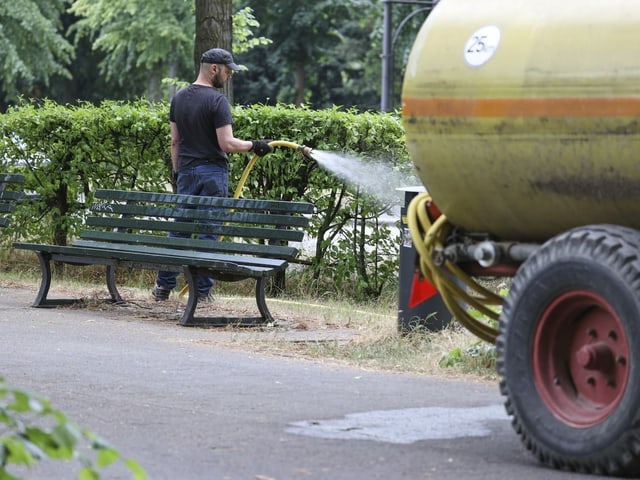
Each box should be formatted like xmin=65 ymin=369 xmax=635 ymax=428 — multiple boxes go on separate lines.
xmin=0 ymin=286 xmax=611 ymax=480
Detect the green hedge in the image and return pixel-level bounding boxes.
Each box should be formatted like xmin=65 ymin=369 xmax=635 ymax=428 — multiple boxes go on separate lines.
xmin=0 ymin=100 xmax=170 ymax=246
xmin=0 ymin=101 xmax=411 ymax=300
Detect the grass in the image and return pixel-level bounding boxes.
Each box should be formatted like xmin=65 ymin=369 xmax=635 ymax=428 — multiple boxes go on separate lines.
xmin=0 ymin=249 xmax=499 ymax=382
xmin=279 ymin=326 xmax=497 ymax=379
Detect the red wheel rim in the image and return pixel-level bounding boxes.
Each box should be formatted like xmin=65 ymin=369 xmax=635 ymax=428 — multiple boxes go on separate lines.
xmin=533 ymin=290 xmax=630 ymax=427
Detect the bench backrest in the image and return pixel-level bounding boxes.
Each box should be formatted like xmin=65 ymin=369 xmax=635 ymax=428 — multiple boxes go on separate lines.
xmin=0 ymin=174 xmax=25 ymax=229
xmin=80 ymin=189 xmax=316 ymax=260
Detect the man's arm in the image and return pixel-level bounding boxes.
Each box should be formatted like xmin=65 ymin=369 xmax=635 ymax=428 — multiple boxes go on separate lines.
xmin=216 ymin=124 xmax=254 ymax=153
xmin=170 ymin=121 xmax=181 ymax=172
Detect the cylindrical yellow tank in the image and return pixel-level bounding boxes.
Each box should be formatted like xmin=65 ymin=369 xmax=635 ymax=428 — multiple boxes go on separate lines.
xmin=402 ymin=0 xmax=640 ymax=241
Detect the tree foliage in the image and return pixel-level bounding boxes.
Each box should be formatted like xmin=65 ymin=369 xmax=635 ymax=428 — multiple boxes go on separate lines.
xmin=233 ymin=0 xmax=431 ymax=110
xmin=69 ymin=0 xmax=194 ymax=101
xmin=0 ymin=1 xmax=430 ymax=110
xmin=0 ymin=0 xmax=74 ymax=103
xmin=232 ymin=6 xmax=271 ymax=55
xmin=68 ymin=0 xmax=272 ymax=102
xmin=234 ymin=0 xmax=384 ymax=109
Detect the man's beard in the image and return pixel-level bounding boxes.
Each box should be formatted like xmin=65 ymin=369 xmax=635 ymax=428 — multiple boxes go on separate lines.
xmin=212 ymin=72 xmax=224 ymax=88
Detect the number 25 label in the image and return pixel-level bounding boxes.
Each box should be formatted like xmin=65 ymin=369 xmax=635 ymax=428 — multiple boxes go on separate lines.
xmin=464 ymin=25 xmax=501 ymax=67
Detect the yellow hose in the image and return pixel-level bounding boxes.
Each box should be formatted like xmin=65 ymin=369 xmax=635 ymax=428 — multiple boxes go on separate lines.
xmin=179 ymin=140 xmax=308 ymax=298
xmin=406 ymin=192 xmax=501 ymax=343
xmin=233 ymin=140 xmax=305 ymax=198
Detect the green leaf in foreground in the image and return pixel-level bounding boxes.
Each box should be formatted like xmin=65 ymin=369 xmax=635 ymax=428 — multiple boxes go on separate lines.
xmin=0 ymin=377 xmax=147 ymax=479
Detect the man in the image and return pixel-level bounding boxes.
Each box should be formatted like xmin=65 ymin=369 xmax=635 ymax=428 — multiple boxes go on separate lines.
xmin=153 ymin=47 xmax=273 ymax=301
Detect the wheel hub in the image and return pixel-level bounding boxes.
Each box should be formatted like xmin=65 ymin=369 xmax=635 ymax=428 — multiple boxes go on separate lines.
xmin=575 ymin=342 xmax=615 ymax=371
xmin=533 ymin=290 xmax=630 ymax=427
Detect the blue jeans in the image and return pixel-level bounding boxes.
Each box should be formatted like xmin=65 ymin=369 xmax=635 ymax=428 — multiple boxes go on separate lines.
xmin=156 ymin=163 xmax=228 ymax=297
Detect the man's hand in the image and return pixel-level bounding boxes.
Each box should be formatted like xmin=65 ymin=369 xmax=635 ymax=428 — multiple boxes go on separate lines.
xmin=251 ymin=139 xmax=274 ymax=157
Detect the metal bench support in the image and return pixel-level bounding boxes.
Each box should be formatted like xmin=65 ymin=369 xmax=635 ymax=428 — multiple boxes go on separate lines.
xmin=180 ymin=267 xmax=274 ymax=327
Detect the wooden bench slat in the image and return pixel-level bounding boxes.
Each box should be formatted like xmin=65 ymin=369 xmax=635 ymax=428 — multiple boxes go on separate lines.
xmin=0 ymin=205 xmax=16 ymax=213
xmin=90 ymin=202 xmax=310 ymax=227
xmin=0 ymin=191 xmax=24 ymax=201
xmin=0 ymin=174 xmax=24 ymax=184
xmin=71 ymin=240 xmax=287 ymax=269
xmin=85 ymin=217 xmax=305 ymax=242
xmin=15 ymin=242 xmax=284 ymax=273
xmin=0 ymin=173 xmax=24 ymax=230
xmin=95 ymin=189 xmax=316 ymax=214
xmin=79 ymin=231 xmax=300 ymax=259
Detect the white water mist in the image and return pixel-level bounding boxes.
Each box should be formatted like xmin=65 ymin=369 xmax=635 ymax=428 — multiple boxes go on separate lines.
xmin=309 ymin=150 xmax=419 ymax=209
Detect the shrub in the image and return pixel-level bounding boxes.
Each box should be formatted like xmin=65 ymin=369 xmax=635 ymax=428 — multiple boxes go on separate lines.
xmin=0 ymin=99 xmax=170 ymax=246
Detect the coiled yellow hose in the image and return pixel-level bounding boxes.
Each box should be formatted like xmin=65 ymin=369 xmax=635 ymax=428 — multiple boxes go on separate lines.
xmin=406 ymin=192 xmax=501 ymax=343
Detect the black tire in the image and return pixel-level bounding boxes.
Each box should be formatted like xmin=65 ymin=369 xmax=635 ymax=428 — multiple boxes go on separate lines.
xmin=497 ymin=225 xmax=640 ymax=477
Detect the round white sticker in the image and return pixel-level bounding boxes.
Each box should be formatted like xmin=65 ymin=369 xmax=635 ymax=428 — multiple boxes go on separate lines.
xmin=464 ymin=25 xmax=501 ymax=67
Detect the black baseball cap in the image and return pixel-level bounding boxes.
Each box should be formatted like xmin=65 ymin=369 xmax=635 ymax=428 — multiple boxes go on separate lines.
xmin=200 ymin=48 xmax=242 ymax=71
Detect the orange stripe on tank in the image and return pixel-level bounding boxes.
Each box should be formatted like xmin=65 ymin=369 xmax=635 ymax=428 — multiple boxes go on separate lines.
xmin=402 ymin=97 xmax=640 ymax=117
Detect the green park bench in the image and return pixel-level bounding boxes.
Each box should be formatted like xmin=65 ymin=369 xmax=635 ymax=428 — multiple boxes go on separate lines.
xmin=14 ymin=189 xmax=316 ymax=326
xmin=0 ymin=173 xmax=25 ymax=229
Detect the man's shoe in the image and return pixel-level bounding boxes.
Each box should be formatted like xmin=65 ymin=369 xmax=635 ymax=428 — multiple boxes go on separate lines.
xmin=152 ymin=284 xmax=171 ymax=301
xmin=197 ymin=292 xmax=214 ymax=304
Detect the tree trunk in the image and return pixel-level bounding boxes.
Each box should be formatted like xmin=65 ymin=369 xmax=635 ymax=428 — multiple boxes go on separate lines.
xmin=167 ymin=41 xmax=179 ymax=101
xmin=195 ymin=0 xmax=234 ymax=103
xmin=294 ymin=65 xmax=306 ymax=106
xmin=147 ymin=62 xmax=163 ymax=102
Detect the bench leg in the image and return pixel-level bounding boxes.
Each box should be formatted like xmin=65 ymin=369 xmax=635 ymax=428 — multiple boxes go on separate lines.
xmin=179 ymin=267 xmax=274 ymax=327
xmin=31 ymin=252 xmax=82 ymax=307
xmin=33 ymin=251 xmax=53 ymax=306
xmin=31 ymin=253 xmax=122 ymax=307
xmin=255 ymin=277 xmax=275 ymax=323
xmin=180 ymin=266 xmax=199 ymax=326
xmin=105 ymin=265 xmax=124 ymax=303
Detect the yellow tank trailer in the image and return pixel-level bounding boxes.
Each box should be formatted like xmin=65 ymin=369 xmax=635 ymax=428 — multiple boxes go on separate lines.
xmin=403 ymin=0 xmax=640 ymax=241
xmin=402 ymin=0 xmax=640 ymax=476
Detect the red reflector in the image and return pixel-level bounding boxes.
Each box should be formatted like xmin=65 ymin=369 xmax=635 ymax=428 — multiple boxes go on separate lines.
xmin=409 ymin=271 xmax=438 ymax=308
xmin=426 ymin=199 xmax=442 ymax=222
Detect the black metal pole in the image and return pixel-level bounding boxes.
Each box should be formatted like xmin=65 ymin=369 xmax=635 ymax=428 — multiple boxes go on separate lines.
xmin=381 ymin=1 xmax=393 ymax=112
xmin=380 ymin=0 xmax=438 ymax=112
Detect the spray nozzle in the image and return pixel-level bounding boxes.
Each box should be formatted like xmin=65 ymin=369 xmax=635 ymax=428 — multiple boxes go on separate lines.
xmin=298 ymin=145 xmax=314 ymax=160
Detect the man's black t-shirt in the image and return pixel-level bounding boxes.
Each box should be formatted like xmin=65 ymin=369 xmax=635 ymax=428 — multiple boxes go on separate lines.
xmin=169 ymin=84 xmax=234 ymax=169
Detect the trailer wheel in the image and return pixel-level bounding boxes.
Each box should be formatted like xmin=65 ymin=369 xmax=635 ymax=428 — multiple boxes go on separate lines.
xmin=497 ymin=225 xmax=640 ymax=476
